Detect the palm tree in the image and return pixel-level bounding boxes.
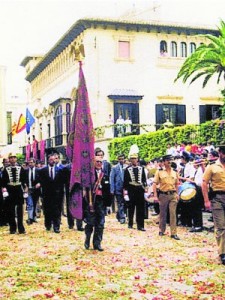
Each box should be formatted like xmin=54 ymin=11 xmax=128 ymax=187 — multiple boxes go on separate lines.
xmin=175 ymin=20 xmax=225 ymax=89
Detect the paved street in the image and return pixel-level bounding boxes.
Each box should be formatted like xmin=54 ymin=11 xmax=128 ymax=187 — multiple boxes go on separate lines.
xmin=0 ymin=210 xmax=224 ymax=300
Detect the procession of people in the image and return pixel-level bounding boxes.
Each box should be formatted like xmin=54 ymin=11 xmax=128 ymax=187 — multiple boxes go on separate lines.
xmin=0 ymin=141 xmax=225 ymax=265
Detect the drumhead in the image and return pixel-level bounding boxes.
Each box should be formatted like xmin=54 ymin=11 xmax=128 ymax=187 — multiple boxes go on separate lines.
xmin=180 ymin=188 xmax=196 ymax=201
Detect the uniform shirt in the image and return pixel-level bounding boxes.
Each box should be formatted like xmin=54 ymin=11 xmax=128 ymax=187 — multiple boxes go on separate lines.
xmin=203 ymin=159 xmax=225 ymax=191
xmin=154 ymin=168 xmax=179 ymax=192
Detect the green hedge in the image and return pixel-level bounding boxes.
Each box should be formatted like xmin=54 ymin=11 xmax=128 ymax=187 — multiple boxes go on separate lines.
xmin=108 ymin=119 xmax=225 ymax=162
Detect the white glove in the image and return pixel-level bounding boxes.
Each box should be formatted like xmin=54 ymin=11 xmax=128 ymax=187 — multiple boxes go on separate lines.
xmin=3 ymin=191 xmax=9 ymax=198
xmin=144 ymin=193 xmax=150 ymax=201
xmin=124 ymin=195 xmax=130 ymax=201
xmin=23 ymin=193 xmax=28 ymax=199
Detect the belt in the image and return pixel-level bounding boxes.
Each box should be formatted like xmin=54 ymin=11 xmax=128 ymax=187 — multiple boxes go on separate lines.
xmin=159 ymin=190 xmax=176 ymax=195
xmin=213 ymin=191 xmax=225 ymax=195
xmin=7 ymin=182 xmax=21 ymax=186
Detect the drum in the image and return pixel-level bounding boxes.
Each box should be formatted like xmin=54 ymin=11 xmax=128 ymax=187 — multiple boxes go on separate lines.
xmin=178 ymin=182 xmax=196 ymax=202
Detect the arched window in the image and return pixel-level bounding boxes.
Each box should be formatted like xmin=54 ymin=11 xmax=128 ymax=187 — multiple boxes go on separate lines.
xmin=181 ymin=42 xmax=187 ymax=57
xmin=190 ymin=42 xmax=196 ymax=54
xmin=171 ymin=41 xmax=177 ymax=57
xmin=55 ymin=105 xmax=63 ymax=136
xmin=66 ymin=103 xmax=71 ymax=133
xmin=160 ymin=40 xmax=167 ymax=56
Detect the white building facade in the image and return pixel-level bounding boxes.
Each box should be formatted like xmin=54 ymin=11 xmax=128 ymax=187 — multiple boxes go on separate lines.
xmin=21 ymin=18 xmax=222 ymax=160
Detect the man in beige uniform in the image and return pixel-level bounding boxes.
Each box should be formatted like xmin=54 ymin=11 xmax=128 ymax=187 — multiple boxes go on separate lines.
xmin=202 ymin=144 xmax=225 ymax=265
xmin=152 ymin=155 xmax=180 ymax=240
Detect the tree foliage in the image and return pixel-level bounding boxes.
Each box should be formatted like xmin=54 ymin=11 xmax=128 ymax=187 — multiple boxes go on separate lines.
xmin=175 ymin=20 xmax=225 ymax=88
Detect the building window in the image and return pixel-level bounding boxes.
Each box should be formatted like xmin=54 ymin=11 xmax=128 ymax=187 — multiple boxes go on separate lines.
xmin=171 ymin=41 xmax=177 ymax=57
xmin=200 ymin=105 xmax=221 ymax=123
xmin=55 ymin=105 xmax=63 ymax=136
xmin=155 ymin=104 xmax=186 ymax=130
xmin=7 ymin=111 xmax=12 ymax=144
xmin=160 ymin=40 xmax=167 ymax=56
xmin=118 ymin=41 xmax=130 ymax=59
xmin=190 ymin=42 xmax=196 ymax=54
xmin=66 ymin=103 xmax=71 ymax=133
xmin=181 ymin=42 xmax=187 ymax=57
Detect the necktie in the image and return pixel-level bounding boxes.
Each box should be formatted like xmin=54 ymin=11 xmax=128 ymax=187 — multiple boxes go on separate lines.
xmin=50 ymin=167 xmax=53 ymax=179
xmin=31 ymin=168 xmax=33 ymax=185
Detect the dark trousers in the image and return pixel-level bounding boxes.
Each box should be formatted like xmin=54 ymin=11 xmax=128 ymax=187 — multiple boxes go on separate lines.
xmin=6 ymin=201 xmax=25 ymax=233
xmin=43 ymin=196 xmax=62 ymax=230
xmin=128 ymin=187 xmax=145 ymax=228
xmin=190 ymin=186 xmax=203 ymax=228
xmin=115 ymin=194 xmax=126 ymax=221
xmin=84 ymin=196 xmax=105 ymax=247
xmin=6 ymin=187 xmax=25 ymax=233
xmin=0 ymin=196 xmax=8 ymax=226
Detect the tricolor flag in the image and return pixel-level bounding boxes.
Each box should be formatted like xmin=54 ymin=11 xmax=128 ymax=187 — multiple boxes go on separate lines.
xmin=26 ymin=108 xmax=35 ymax=134
xmin=11 ymin=122 xmax=17 ymax=136
xmin=16 ymin=114 xmax=26 ymax=134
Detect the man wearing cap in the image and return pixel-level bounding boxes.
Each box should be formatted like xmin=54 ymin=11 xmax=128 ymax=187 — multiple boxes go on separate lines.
xmin=152 ymin=155 xmax=180 ymax=240
xmin=202 ymin=144 xmax=225 ymax=265
xmin=123 ymin=153 xmax=147 ymax=231
xmin=1 ymin=153 xmax=27 ymax=234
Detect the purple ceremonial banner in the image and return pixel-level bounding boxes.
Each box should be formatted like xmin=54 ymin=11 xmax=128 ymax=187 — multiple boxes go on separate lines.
xmin=26 ymin=144 xmax=31 ymax=162
xmin=40 ymin=140 xmax=46 ymax=162
xmin=68 ymin=62 xmax=95 ymax=219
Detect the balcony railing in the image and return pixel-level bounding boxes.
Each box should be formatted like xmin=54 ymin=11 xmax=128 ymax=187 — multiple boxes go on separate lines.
xmin=55 ymin=135 xmax=63 ymax=146
xmin=46 ymin=138 xmax=53 ymax=148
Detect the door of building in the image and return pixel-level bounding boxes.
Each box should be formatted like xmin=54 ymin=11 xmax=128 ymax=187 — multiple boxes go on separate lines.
xmin=114 ymin=103 xmax=139 ymax=136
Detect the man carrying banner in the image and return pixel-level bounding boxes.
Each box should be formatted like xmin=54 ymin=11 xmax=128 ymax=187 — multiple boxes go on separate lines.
xmin=83 ymin=156 xmax=111 ymax=251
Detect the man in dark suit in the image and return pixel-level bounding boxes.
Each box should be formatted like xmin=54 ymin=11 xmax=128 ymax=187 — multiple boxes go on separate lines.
xmin=39 ymin=154 xmax=65 ymax=233
xmin=83 ymin=156 xmax=112 ymax=251
xmin=95 ymin=149 xmax=112 ymax=214
xmin=110 ymin=154 xmax=126 ymax=224
xmin=1 ymin=153 xmax=27 ymax=234
xmin=24 ymin=158 xmax=41 ymax=224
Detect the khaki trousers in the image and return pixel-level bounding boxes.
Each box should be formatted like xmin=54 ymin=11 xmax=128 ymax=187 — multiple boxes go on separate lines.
xmin=159 ymin=193 xmax=178 ymax=235
xmin=211 ymin=194 xmax=225 ymax=255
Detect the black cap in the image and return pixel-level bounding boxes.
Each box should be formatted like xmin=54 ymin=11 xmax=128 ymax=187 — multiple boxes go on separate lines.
xmin=217 ymin=143 xmax=225 ymax=151
xmin=181 ymin=151 xmax=190 ymax=161
xmin=162 ymin=155 xmax=173 ymax=161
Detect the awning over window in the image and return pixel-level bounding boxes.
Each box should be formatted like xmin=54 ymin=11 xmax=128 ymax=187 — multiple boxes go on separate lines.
xmin=108 ymin=89 xmax=143 ymax=100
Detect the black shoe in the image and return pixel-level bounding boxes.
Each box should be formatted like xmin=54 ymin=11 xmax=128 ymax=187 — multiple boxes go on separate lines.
xmin=138 ymin=227 xmax=146 ymax=231
xmin=120 ymin=219 xmax=126 ymax=224
xmin=189 ymin=227 xmax=202 ymax=233
xmin=32 ymin=218 xmax=38 ymax=223
xmin=46 ymin=227 xmax=51 ymax=231
xmin=19 ymin=230 xmax=26 ymax=234
xmin=84 ymin=239 xmax=90 ymax=250
xmin=77 ymin=228 xmax=84 ymax=231
xmin=68 ymin=225 xmax=74 ymax=229
xmin=94 ymin=245 xmax=104 ymax=251
xmin=26 ymin=219 xmax=33 ymax=225
xmin=10 ymin=231 xmax=16 ymax=234
xmin=220 ymin=254 xmax=225 ymax=265
xmin=159 ymin=232 xmax=165 ymax=236
xmin=171 ymin=235 xmax=180 ymax=240
xmin=54 ymin=229 xmax=60 ymax=233
xmin=128 ymin=225 xmax=133 ymax=229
